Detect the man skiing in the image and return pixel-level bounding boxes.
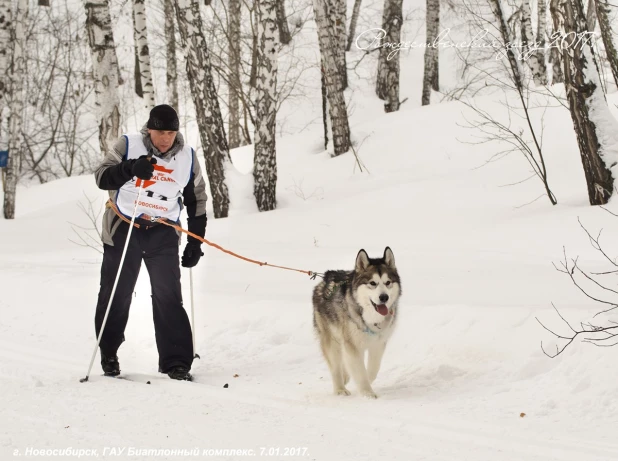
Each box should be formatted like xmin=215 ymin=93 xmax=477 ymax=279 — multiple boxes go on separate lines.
xmin=93 ymin=104 xmax=207 ymax=381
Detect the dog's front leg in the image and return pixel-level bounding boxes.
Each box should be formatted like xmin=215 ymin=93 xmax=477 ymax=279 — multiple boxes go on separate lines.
xmin=343 ymin=341 xmax=377 ymax=399
xmin=320 ymin=339 xmax=350 ymax=396
xmin=367 ymin=341 xmax=387 ymax=384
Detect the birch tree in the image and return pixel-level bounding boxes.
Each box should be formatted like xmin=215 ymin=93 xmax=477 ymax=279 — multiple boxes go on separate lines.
xmin=254 ymin=0 xmax=278 ymax=211
xmin=276 ymin=0 xmax=291 ymax=45
xmin=250 ymin=2 xmax=258 ymax=87
xmin=164 ymin=0 xmax=179 ymax=109
xmin=84 ymin=0 xmax=122 ymax=156
xmin=594 ymin=0 xmax=618 ymax=88
xmin=521 ymin=0 xmax=547 ymax=85
xmin=422 ymin=0 xmax=439 ymax=105
xmin=377 ymin=0 xmax=404 ymax=101
xmin=381 ymin=0 xmax=402 ymax=111
xmin=175 ymin=0 xmax=231 ymax=218
xmin=329 ymin=0 xmax=347 ymax=89
xmin=347 ymin=0 xmax=362 ymax=51
xmin=3 ymin=0 xmax=28 ymax=219
xmin=229 ymin=0 xmax=242 ymax=148
xmin=549 ymin=32 xmax=564 ymax=83
xmin=0 ymin=0 xmax=11 ymax=137
xmin=313 ymin=0 xmax=351 ymax=155
xmin=536 ymin=0 xmax=548 ymax=85
xmin=132 ymin=0 xmax=155 ymax=109
xmin=489 ymin=0 xmax=524 ymax=90
xmin=550 ymin=0 xmax=614 ymax=205
xmin=586 ymin=0 xmax=596 ymax=30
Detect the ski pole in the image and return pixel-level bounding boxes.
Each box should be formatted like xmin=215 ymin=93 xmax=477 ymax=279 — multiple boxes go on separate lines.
xmin=80 ymin=182 xmax=144 ymax=383
xmin=190 ymin=267 xmax=200 ymax=359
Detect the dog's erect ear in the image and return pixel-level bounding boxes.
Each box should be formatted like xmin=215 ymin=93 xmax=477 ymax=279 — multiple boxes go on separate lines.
xmin=355 ymin=249 xmax=370 ymax=271
xmin=383 ymin=247 xmax=396 ymax=269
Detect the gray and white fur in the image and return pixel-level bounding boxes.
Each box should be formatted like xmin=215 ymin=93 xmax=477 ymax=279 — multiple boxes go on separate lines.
xmin=312 ymin=247 xmax=401 ymax=398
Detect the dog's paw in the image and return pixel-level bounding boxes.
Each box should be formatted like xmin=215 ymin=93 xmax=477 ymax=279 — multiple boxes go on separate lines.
xmin=361 ymin=389 xmax=378 ymax=399
xmin=334 ymin=388 xmax=351 ymax=396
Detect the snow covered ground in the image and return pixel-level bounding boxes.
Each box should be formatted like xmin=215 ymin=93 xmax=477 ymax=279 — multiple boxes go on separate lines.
xmin=4 ymin=1 xmax=618 ymax=459
xmin=3 ymin=92 xmax=618 ymax=460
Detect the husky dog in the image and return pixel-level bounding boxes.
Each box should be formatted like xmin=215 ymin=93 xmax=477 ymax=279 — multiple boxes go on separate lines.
xmin=312 ymin=247 xmax=401 ymax=398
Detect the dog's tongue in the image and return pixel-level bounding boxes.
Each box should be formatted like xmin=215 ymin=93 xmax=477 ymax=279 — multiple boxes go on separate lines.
xmin=376 ymin=304 xmax=389 ymax=316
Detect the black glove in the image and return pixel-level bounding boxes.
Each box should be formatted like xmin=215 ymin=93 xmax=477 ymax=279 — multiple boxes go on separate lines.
xmin=182 ymin=242 xmax=204 ymax=268
xmin=131 ymin=155 xmax=157 ymax=180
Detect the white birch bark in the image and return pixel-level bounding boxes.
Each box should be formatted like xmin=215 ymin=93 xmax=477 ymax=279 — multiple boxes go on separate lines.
xmin=3 ymin=0 xmax=28 ymax=219
xmin=174 ymin=0 xmax=231 ymax=218
xmin=550 ymin=0 xmax=613 ymax=204
xmin=422 ymin=0 xmax=439 ymax=105
xmin=229 ymin=0 xmax=242 ymax=148
xmin=313 ymin=0 xmax=351 ymax=155
xmin=254 ymin=0 xmax=278 ymax=211
xmin=0 ymin=0 xmax=11 ymax=111
xmin=537 ymin=0 xmax=548 ymax=84
xmin=164 ymin=0 xmax=179 ymax=109
xmin=84 ymin=0 xmax=122 ymax=156
xmin=329 ymin=0 xmax=347 ymax=89
xmin=133 ymin=0 xmax=155 ymax=110
xmin=522 ymin=0 xmax=547 ymax=85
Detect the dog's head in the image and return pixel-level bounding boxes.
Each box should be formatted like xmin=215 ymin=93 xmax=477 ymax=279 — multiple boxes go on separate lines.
xmin=352 ymin=247 xmax=401 ymax=320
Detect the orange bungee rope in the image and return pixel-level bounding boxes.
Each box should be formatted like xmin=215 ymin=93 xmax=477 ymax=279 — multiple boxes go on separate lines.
xmin=106 ymin=200 xmax=321 ymax=279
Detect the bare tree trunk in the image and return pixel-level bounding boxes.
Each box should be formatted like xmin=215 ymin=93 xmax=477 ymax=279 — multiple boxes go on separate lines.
xmin=347 ymin=0 xmax=362 ymax=51
xmin=133 ymin=0 xmax=155 ymax=109
xmin=313 ymin=0 xmax=351 ymax=155
xmin=254 ymin=0 xmax=278 ymax=211
xmin=250 ymin=2 xmax=258 ymax=88
xmin=382 ymin=0 xmax=402 ymax=112
xmin=175 ymin=0 xmax=231 ymax=218
xmin=0 ymin=0 xmax=11 ymax=136
xmin=3 ymin=0 xmax=28 ymax=219
xmin=321 ymin=68 xmax=329 ymax=149
xmin=489 ymin=0 xmax=524 ymax=91
xmin=377 ymin=0 xmax=403 ymax=99
xmin=550 ymin=0 xmax=614 ymax=205
xmin=164 ymin=0 xmax=179 ymax=109
xmin=38 ymin=0 xmax=50 ymax=6
xmin=549 ymin=33 xmax=564 ymax=83
xmin=537 ymin=0 xmax=548 ymax=84
xmin=84 ymin=0 xmax=122 ymax=156
xmin=276 ymin=0 xmax=291 ymax=45
xmin=133 ymin=45 xmax=143 ymax=98
xmin=522 ymin=0 xmax=547 ymax=85
xmin=229 ymin=0 xmax=242 ymax=148
xmin=329 ymin=0 xmax=347 ymax=89
xmin=586 ymin=0 xmax=597 ymax=30
xmin=422 ymin=0 xmax=439 ymax=105
xmin=594 ymin=0 xmax=618 ymax=88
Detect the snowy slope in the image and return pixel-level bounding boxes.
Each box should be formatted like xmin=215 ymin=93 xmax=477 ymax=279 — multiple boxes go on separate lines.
xmin=3 ymin=90 xmax=618 ymax=460
xmin=4 ymin=0 xmax=618 ymax=459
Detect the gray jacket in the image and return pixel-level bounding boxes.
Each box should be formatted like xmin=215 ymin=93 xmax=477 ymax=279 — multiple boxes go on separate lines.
xmin=95 ymin=126 xmax=208 ymax=246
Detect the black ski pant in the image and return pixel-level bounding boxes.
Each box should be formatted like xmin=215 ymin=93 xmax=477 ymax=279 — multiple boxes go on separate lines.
xmin=94 ymin=221 xmax=193 ymax=372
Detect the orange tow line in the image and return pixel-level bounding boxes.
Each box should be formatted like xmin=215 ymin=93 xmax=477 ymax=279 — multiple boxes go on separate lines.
xmin=106 ymin=200 xmax=320 ymax=279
